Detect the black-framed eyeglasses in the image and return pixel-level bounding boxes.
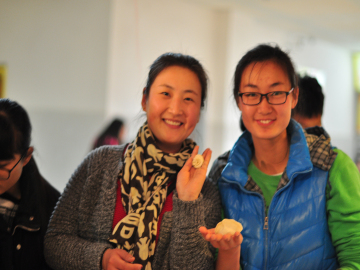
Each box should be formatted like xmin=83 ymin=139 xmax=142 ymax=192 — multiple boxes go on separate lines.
xmin=0 ymin=152 xmax=27 ymax=180
xmin=238 ymin=88 xmax=294 ymax=106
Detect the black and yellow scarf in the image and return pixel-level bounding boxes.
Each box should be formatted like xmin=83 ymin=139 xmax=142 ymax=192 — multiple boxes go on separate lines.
xmin=109 ymin=122 xmax=195 ymax=269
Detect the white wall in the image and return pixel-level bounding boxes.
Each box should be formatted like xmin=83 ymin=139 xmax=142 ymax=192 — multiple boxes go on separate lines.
xmin=0 ymin=0 xmax=111 ymax=192
xmin=0 ymin=1 xmax=356 ymax=192
xmin=106 ymin=0 xmax=216 ymax=145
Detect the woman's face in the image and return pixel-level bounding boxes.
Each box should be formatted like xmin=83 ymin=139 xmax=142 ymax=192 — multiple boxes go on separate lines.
xmin=238 ymin=60 xmax=298 ymax=144
xmin=0 ymin=150 xmax=32 ymax=199
xmin=142 ymin=66 xmax=202 ymax=153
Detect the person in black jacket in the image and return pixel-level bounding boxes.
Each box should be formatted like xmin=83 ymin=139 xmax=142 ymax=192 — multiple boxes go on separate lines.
xmin=0 ymin=98 xmax=60 ymax=270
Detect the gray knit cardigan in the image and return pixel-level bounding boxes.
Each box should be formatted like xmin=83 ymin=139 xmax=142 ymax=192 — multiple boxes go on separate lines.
xmin=44 ymin=145 xmax=222 ymax=270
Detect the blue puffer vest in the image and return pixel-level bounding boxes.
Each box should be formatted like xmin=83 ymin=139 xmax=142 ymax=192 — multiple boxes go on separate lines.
xmin=219 ymin=121 xmax=338 ymax=270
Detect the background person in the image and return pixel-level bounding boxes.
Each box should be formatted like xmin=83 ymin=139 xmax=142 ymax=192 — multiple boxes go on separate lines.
xmin=0 ymin=98 xmax=60 ymax=270
xmin=44 ymin=53 xmax=226 ymax=270
xmin=203 ymin=44 xmax=360 ymax=270
xmin=92 ymin=118 xmax=125 ymax=150
xmin=292 ymin=74 xmax=324 ymax=128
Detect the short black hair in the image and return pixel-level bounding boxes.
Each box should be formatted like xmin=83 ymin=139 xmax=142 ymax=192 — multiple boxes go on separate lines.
xmin=293 ymin=74 xmax=324 ymax=118
xmin=0 ymin=98 xmax=32 ymax=160
xmin=144 ymin=52 xmax=208 ymax=108
xmin=233 ymin=44 xmax=297 ymax=102
xmin=234 ymin=44 xmax=297 ymax=132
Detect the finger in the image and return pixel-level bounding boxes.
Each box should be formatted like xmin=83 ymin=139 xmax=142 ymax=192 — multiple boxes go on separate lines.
xmin=192 ymin=145 xmax=200 ymax=157
xmin=199 ymin=226 xmax=210 ymax=238
xmin=202 ymin=149 xmax=212 ymax=168
xmin=210 ymin=233 xmax=223 ymax=242
xmin=199 ymin=226 xmax=208 ymax=234
xmin=117 ymin=249 xmax=136 ymax=263
xmin=231 ymin=232 xmax=243 ymax=246
xmin=117 ymin=260 xmax=143 ymax=270
xmin=186 ymin=145 xmax=200 ymax=167
xmin=115 ymin=256 xmax=142 ymax=270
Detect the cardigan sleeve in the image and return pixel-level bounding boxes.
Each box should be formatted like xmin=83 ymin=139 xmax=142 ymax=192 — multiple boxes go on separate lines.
xmin=169 ymin=180 xmax=222 ymax=270
xmin=327 ymin=149 xmax=360 ymax=270
xmin=44 ymin=146 xmax=121 ymax=270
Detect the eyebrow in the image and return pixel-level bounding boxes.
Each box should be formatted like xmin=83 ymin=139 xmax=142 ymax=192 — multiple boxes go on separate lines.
xmin=158 ymin=84 xmax=199 ymax=95
xmin=159 ymin=84 xmax=174 ymax=90
xmin=243 ymin=82 xmax=284 ymax=89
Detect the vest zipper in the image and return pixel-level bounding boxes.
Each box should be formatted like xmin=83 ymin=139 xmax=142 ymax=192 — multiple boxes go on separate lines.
xmin=264 ymin=211 xmax=269 ymax=270
xmin=264 ymin=216 xmax=268 ymax=230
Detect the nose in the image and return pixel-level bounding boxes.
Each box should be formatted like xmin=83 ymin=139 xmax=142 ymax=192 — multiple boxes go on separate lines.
xmin=168 ymin=96 xmax=183 ymax=115
xmin=258 ymin=95 xmax=272 ymax=113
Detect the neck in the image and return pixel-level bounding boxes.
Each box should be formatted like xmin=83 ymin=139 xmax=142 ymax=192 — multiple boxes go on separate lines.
xmin=251 ymin=133 xmax=290 ymax=175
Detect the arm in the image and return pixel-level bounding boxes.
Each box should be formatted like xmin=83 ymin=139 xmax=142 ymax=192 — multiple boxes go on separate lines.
xmin=201 ymin=151 xmax=242 ymax=270
xmin=169 ymin=147 xmax=222 ymax=269
xmin=199 ymin=227 xmax=242 ymax=270
xmin=327 ymin=149 xmax=360 ymax=270
xmin=44 ymin=147 xmax=120 ymax=270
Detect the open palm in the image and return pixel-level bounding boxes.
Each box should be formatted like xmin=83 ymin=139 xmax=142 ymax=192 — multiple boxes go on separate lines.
xmin=176 ymin=146 xmax=212 ymax=201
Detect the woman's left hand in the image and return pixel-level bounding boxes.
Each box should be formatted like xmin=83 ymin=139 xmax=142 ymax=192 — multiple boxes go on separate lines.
xmin=176 ymin=146 xmax=212 ymax=201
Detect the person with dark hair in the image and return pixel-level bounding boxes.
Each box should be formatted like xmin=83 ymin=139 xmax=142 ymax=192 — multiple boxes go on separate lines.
xmin=292 ymin=74 xmax=324 ymax=128
xmin=92 ymin=118 xmax=125 ymax=150
xmin=44 ymin=52 xmax=236 ymax=270
xmin=0 ymin=98 xmax=60 ymax=270
xmin=202 ymin=44 xmax=360 ymax=269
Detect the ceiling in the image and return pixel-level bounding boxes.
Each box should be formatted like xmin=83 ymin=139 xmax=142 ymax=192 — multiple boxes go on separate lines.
xmin=183 ymin=0 xmax=360 ymax=51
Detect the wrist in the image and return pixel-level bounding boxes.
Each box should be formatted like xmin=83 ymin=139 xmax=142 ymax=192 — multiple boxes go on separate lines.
xmin=178 ymin=193 xmax=199 ymax=201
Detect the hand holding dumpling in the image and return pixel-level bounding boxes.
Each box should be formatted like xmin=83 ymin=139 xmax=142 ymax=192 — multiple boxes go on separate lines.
xmin=176 ymin=145 xmax=212 ymax=201
xmin=199 ymin=219 xmax=243 ymax=250
xmin=199 ymin=220 xmax=243 ymax=270
xmin=215 ymin=219 xmax=243 ymax=235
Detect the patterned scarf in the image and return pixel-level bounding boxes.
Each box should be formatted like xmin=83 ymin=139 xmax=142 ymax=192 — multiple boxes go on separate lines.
xmin=109 ymin=122 xmax=195 ymax=270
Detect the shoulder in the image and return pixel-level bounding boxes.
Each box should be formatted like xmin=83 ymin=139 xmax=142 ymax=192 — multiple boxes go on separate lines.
xmin=330 ymin=148 xmax=358 ymax=175
xmin=89 ymin=144 xmax=127 ymax=160
xmin=328 ymin=148 xmax=360 ymax=194
xmin=84 ymin=144 xmax=127 ymax=169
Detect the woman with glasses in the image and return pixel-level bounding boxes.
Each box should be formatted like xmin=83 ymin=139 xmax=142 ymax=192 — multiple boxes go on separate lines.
xmin=201 ymin=44 xmax=360 ymax=269
xmin=0 ymin=98 xmax=60 ymax=270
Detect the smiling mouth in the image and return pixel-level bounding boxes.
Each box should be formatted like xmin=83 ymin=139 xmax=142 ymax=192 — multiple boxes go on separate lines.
xmin=164 ymin=119 xmax=182 ymax=126
xmin=258 ymin=120 xmax=272 ymax=124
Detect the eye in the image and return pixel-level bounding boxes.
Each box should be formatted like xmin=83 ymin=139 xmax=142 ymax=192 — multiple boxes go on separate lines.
xmin=161 ymin=91 xmax=170 ymax=96
xmin=243 ymin=93 xmax=258 ymax=98
xmin=270 ymin=91 xmax=284 ymax=96
xmin=184 ymin=97 xmax=194 ymax=102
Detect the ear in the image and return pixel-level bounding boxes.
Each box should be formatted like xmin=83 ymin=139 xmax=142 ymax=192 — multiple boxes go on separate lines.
xmin=141 ymin=88 xmax=147 ymax=112
xmin=291 ymin=87 xmax=299 ymax=109
xmin=23 ymin=147 xmax=33 ymax=166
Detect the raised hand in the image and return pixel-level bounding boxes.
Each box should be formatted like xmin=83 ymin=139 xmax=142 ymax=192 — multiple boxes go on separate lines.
xmin=176 ymin=145 xmax=212 ymax=201
xmin=102 ymin=248 xmax=143 ymax=270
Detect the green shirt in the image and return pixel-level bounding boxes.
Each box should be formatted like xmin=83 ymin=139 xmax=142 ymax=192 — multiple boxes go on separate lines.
xmin=249 ymin=149 xmax=360 ymax=270
xmin=247 ymin=161 xmax=281 ymax=215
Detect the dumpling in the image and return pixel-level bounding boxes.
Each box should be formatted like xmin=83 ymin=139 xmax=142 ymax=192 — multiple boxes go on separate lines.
xmin=214 ymin=219 xmax=243 ymax=235
xmin=192 ymin=154 xmax=204 ymax=169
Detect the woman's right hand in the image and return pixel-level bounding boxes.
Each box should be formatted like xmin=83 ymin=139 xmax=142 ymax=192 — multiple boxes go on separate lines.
xmin=176 ymin=145 xmax=212 ymax=201
xmin=102 ymin=249 xmax=142 ymax=270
